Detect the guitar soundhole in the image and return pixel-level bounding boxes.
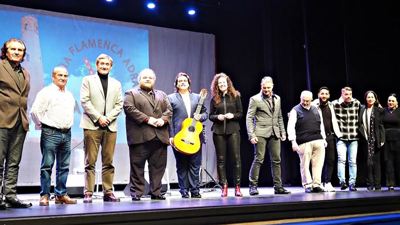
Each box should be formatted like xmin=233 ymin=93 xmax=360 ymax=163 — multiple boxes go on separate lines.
xmin=188 ymin=126 xmax=195 ymax=132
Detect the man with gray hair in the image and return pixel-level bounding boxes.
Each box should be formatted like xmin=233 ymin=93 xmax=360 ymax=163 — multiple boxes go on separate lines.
xmin=31 ymin=66 xmax=77 ymax=206
xmin=246 ymin=76 xmax=290 ymax=195
xmin=80 ymin=53 xmax=123 ymax=203
xmin=287 ymin=90 xmax=326 ymax=193
xmin=124 ymin=68 xmax=172 ymax=201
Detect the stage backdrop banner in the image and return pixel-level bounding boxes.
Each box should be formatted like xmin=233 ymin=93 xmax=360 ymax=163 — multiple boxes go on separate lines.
xmin=0 ymin=4 xmax=216 ymax=187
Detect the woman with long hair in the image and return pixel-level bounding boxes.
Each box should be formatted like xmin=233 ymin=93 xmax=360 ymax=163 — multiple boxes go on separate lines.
xmin=358 ymin=90 xmax=385 ymax=191
xmin=209 ymin=73 xmax=243 ymax=197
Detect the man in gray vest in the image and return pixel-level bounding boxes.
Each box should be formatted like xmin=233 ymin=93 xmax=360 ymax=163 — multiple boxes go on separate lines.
xmin=287 ymin=90 xmax=326 ymax=193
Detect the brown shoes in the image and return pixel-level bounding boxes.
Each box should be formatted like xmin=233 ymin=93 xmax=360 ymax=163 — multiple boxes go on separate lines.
xmin=55 ymin=195 xmax=77 ymax=204
xmin=83 ymin=193 xmax=92 ymax=203
xmin=39 ymin=195 xmax=49 ymax=206
xmin=103 ymin=193 xmax=120 ymax=202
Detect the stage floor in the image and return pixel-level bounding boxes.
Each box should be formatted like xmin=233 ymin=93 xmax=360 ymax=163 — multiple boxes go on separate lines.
xmin=1 ymin=187 xmax=400 ymax=225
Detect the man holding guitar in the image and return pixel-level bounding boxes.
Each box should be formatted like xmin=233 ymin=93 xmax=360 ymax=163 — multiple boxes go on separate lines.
xmin=168 ymin=73 xmax=208 ymax=198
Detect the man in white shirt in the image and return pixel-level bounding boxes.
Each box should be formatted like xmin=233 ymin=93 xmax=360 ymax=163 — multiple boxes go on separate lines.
xmin=31 ymin=66 xmax=77 ymax=206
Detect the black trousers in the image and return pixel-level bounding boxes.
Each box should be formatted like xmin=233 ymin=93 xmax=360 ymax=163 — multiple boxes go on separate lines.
xmin=129 ymin=139 xmax=167 ymax=196
xmin=366 ymin=150 xmax=381 ymax=189
xmin=213 ymin=131 xmax=241 ymax=186
xmin=0 ymin=118 xmax=27 ymax=199
xmin=386 ymin=149 xmax=400 ymax=187
xmin=322 ymin=138 xmax=336 ymax=183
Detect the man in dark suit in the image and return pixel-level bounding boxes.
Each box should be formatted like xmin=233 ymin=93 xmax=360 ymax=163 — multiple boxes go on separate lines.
xmin=246 ymin=76 xmax=290 ymax=196
xmin=0 ymin=38 xmax=32 ymax=209
xmin=167 ymin=73 xmax=208 ymax=198
xmin=124 ymin=68 xmax=172 ymax=201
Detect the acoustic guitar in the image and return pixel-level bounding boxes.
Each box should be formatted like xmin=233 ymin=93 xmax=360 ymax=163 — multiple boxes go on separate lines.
xmin=173 ymin=89 xmax=207 ymax=155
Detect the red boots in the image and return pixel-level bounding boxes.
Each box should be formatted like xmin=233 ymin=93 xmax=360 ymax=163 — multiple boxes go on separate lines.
xmin=235 ymin=186 xmax=243 ymax=197
xmin=221 ymin=184 xmax=228 ymax=197
xmin=221 ymin=185 xmax=243 ymax=197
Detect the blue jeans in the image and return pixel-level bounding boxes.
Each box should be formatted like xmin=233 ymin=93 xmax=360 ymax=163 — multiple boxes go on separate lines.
xmin=40 ymin=127 xmax=71 ymax=197
xmin=337 ymin=140 xmax=358 ymax=185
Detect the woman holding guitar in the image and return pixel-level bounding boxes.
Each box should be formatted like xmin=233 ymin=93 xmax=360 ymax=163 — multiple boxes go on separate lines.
xmin=168 ymin=73 xmax=208 ymax=198
xmin=209 ymin=73 xmax=243 ymax=197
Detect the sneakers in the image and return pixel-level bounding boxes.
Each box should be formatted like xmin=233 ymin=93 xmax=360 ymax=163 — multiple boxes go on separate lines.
xmin=340 ymin=182 xmax=348 ymax=190
xmin=349 ymin=184 xmax=357 ymax=192
xmin=324 ymin=182 xmax=336 ymax=192
xmin=249 ymin=187 xmax=259 ymax=196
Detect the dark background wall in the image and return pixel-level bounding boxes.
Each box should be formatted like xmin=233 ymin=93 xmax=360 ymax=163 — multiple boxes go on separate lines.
xmin=2 ymin=0 xmax=399 ymax=188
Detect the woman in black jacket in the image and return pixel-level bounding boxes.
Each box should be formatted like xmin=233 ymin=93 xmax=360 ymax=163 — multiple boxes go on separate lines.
xmin=358 ymin=90 xmax=385 ymax=191
xmin=382 ymin=93 xmax=400 ymax=191
xmin=209 ymin=73 xmax=243 ymax=197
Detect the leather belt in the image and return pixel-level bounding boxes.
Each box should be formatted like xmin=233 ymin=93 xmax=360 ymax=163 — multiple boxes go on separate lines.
xmin=326 ymin=132 xmax=334 ymax=136
xmin=42 ymin=124 xmax=70 ymax=133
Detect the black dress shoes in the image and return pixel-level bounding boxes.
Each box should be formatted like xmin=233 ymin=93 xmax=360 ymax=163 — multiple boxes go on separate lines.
xmin=5 ymin=198 xmax=32 ymax=208
xmin=0 ymin=200 xmax=6 ymax=210
xmin=311 ymin=186 xmax=325 ymax=193
xmin=249 ymin=187 xmax=259 ymax=196
xmin=191 ymin=192 xmax=202 ymax=198
xmin=132 ymin=195 xmax=141 ymax=201
xmin=305 ymin=187 xmax=313 ymax=193
xmin=274 ymin=187 xmax=291 ymax=194
xmin=150 ymin=194 xmax=166 ymax=200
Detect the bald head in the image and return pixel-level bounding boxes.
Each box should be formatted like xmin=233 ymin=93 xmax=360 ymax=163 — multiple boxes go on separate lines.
xmin=300 ymin=90 xmax=313 ymax=108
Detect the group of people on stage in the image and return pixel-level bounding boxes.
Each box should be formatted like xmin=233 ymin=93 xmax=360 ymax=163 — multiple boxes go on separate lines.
xmin=1 ymin=38 xmax=400 ymax=210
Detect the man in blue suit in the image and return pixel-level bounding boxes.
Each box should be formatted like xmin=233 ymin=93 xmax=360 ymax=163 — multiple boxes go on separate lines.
xmin=168 ymin=73 xmax=208 ymax=198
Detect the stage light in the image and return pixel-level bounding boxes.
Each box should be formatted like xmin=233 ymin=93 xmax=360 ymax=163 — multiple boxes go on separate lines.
xmin=105 ymin=0 xmax=113 ymax=2
xmin=147 ymin=2 xmax=156 ymax=9
xmin=188 ymin=9 xmax=196 ymax=15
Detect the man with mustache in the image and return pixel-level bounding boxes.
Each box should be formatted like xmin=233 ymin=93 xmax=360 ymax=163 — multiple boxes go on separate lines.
xmin=31 ymin=66 xmax=77 ymax=206
xmin=332 ymin=87 xmax=361 ymax=191
xmin=311 ymin=87 xmax=342 ymax=192
xmin=0 ymin=38 xmax=32 ymax=209
xmin=288 ymin=90 xmax=327 ymax=193
xmin=124 ymin=68 xmax=172 ymax=201
xmin=80 ymin=53 xmax=123 ymax=203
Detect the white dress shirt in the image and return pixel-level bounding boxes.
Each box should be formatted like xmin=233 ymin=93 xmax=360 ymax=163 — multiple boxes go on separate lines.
xmin=30 ymin=83 xmax=75 ymax=129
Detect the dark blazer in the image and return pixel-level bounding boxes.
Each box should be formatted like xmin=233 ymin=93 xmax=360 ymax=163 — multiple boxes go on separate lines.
xmin=0 ymin=59 xmax=30 ymax=131
xmin=167 ymin=92 xmax=208 ymax=143
xmin=124 ymin=88 xmax=172 ymax=145
xmin=358 ymin=105 xmax=385 ymax=146
xmin=209 ymin=94 xmax=243 ymax=135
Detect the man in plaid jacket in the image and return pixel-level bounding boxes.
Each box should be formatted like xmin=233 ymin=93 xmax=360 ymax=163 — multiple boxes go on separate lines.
xmin=332 ymin=87 xmax=361 ymax=191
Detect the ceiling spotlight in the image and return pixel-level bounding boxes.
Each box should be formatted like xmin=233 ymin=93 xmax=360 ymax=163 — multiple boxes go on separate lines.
xmin=106 ymin=0 xmax=113 ymax=2
xmin=147 ymin=2 xmax=156 ymax=9
xmin=188 ymin=9 xmax=196 ymax=15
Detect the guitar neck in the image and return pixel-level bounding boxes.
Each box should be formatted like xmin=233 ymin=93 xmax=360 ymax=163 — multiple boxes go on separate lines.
xmin=193 ymin=98 xmax=205 ymax=120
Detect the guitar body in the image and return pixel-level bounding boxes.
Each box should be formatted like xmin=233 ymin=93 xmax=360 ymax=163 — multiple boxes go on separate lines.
xmin=173 ymin=118 xmax=203 ymax=155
